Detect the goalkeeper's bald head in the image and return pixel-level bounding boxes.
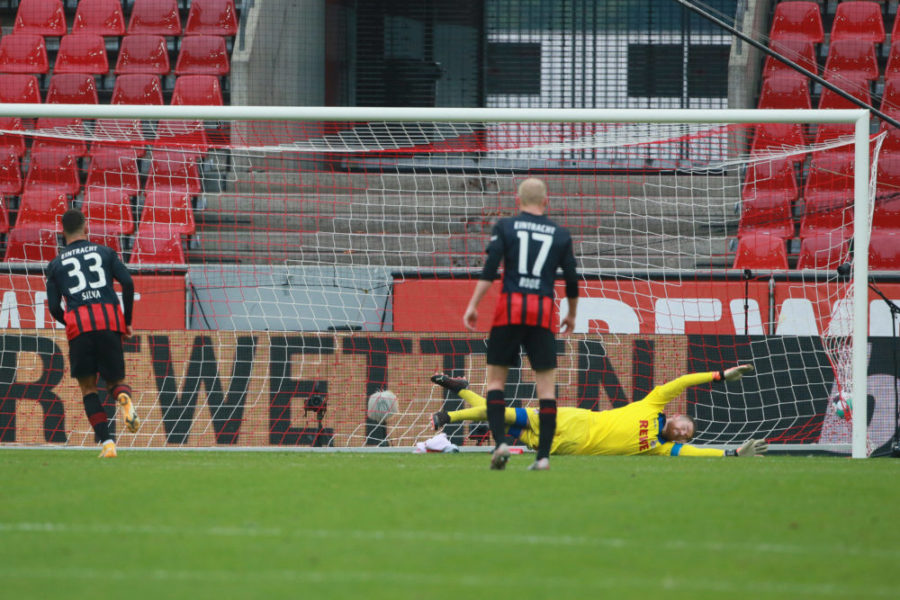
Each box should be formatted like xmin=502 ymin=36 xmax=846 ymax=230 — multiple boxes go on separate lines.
xmin=517 ymin=177 xmax=548 ymax=211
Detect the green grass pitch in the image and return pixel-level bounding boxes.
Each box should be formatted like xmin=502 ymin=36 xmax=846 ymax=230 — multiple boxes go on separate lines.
xmin=1 ymin=450 xmax=898 ymax=599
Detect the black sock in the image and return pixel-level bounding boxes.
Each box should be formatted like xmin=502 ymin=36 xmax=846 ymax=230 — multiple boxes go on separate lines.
xmin=486 ymin=390 xmax=506 ymax=448
xmin=537 ymin=399 xmax=557 ymax=460
xmin=83 ymin=393 xmax=110 ymax=443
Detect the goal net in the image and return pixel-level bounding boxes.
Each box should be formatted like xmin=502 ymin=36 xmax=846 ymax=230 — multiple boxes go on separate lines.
xmin=0 ymin=106 xmax=878 ymax=456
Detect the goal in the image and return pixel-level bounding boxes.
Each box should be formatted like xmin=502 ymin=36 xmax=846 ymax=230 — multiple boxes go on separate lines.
xmin=0 ymin=105 xmax=878 ymax=457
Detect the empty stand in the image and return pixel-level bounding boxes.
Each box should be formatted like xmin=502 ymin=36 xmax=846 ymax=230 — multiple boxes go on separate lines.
xmin=171 ymin=75 xmax=223 ymax=105
xmin=763 ymin=40 xmax=818 ymax=79
xmin=0 ymin=74 xmax=41 ymax=103
xmin=796 ymin=232 xmax=850 ymax=270
xmin=142 ymin=189 xmax=196 ymax=234
xmin=3 ymin=225 xmax=60 ymax=262
xmin=185 ymin=0 xmax=238 ymax=36
xmin=823 ymin=39 xmax=879 ymax=82
xmin=733 ymin=233 xmax=789 ymax=270
xmin=870 ymin=230 xmax=900 ymax=269
xmin=880 ymin=76 xmax=900 ymax=115
xmin=0 ymin=34 xmax=49 ymax=74
xmin=146 ymin=150 xmax=202 ymax=194
xmin=54 ymin=34 xmax=110 ymax=75
xmin=757 ymin=75 xmax=811 ymax=109
xmin=768 ymin=1 xmax=824 ymax=42
xmin=72 ymin=0 xmax=127 ymax=36
xmin=0 ymin=199 xmax=8 ymax=234
xmin=115 ymin=34 xmax=171 ymax=75
xmin=129 ymin=225 xmax=186 ymax=263
xmin=92 ymin=118 xmax=147 ymax=158
xmin=111 ymin=73 xmax=164 ymax=104
xmin=128 ymin=0 xmax=183 ymax=36
xmin=738 ymin=160 xmax=798 ymax=239
xmin=800 ymin=154 xmax=855 ymax=237
xmin=0 ymin=149 xmax=22 ymax=196
xmin=830 ymin=1 xmax=885 ymax=43
xmin=86 ymin=152 xmax=140 ymax=193
xmin=24 ymin=149 xmax=81 ymax=195
xmin=13 ymin=0 xmax=66 ymax=36
xmin=154 ymin=121 xmax=209 ymax=154
xmin=175 ymin=35 xmax=230 ymax=75
xmin=886 ymin=40 xmax=900 ymax=82
xmin=813 ymin=76 xmax=872 ymax=148
xmin=82 ymin=186 xmax=135 ymax=236
xmin=749 ymin=123 xmax=807 ymax=162
xmin=874 ymin=155 xmax=900 ymax=230
xmin=16 ymin=190 xmax=68 ymax=228
xmin=0 ymin=118 xmax=27 ymax=158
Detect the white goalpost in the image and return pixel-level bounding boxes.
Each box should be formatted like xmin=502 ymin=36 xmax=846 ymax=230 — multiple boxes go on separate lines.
xmin=0 ymin=104 xmax=874 ymax=457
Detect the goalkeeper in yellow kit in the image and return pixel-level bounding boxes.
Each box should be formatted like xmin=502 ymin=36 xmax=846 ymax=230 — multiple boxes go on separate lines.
xmin=430 ymin=365 xmax=767 ymax=458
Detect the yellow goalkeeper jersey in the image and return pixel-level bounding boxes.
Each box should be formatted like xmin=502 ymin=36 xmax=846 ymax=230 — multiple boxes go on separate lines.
xmin=516 ymin=372 xmax=725 ymax=457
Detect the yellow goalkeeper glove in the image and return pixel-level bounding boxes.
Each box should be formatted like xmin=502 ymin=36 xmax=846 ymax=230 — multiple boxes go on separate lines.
xmin=725 ymin=439 xmax=768 ymax=457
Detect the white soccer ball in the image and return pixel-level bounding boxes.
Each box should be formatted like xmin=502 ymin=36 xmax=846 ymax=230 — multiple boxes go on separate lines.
xmin=833 ymin=393 xmax=852 ymax=420
xmin=367 ymin=390 xmax=399 ymax=422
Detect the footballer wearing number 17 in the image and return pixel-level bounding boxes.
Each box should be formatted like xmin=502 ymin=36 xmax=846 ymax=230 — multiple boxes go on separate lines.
xmin=45 ymin=208 xmax=139 ymax=458
xmin=463 ymin=178 xmax=579 ymax=471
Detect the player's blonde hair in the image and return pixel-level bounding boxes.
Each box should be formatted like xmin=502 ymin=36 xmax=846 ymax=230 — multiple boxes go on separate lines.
xmin=517 ymin=177 xmax=547 ymax=207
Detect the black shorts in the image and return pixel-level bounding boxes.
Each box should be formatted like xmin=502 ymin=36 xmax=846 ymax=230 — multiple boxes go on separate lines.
xmin=486 ymin=325 xmax=557 ymax=371
xmin=69 ymin=330 xmax=126 ymax=381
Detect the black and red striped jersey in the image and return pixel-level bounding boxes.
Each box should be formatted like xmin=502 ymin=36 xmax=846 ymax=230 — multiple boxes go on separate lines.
xmin=45 ymin=239 xmax=134 ymax=340
xmin=481 ymin=212 xmax=578 ymax=330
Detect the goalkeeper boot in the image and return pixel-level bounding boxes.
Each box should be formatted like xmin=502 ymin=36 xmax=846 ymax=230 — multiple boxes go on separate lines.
xmin=98 ymin=440 xmax=117 ymax=458
xmin=528 ymin=457 xmax=550 ymax=471
xmin=431 ymin=410 xmax=451 ymax=431
xmin=117 ymin=390 xmax=140 ymax=433
xmin=490 ymin=443 xmax=511 ymax=470
xmin=430 ymin=373 xmax=469 ymax=394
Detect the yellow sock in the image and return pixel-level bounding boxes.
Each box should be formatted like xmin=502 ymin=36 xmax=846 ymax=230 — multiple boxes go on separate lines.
xmin=459 ymin=389 xmax=486 ymax=408
xmin=449 ymin=406 xmax=487 ymax=423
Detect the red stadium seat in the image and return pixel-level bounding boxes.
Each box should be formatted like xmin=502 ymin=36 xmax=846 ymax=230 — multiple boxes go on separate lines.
xmin=733 ymin=233 xmax=789 ymax=270
xmin=15 ymin=190 xmax=68 ymax=228
xmin=13 ymin=0 xmax=66 ymax=36
xmin=796 ymin=232 xmax=850 ymax=270
xmin=874 ymin=154 xmax=900 ymax=231
xmin=0 ymin=34 xmax=49 ymax=74
xmin=54 ymin=34 xmax=110 ymax=75
xmin=823 ymin=39 xmax=879 ymax=82
xmin=82 ymin=186 xmax=135 ymax=236
xmin=870 ymin=230 xmax=900 ymax=270
xmin=0 ymin=74 xmax=41 ymax=103
xmin=799 ymin=154 xmax=854 ymax=238
xmin=45 ymin=73 xmax=100 ymax=105
xmin=0 ymin=118 xmax=27 ymax=158
xmin=154 ymin=120 xmax=210 ymax=154
xmin=768 ymin=2 xmax=824 ymax=43
xmin=142 ymin=190 xmax=195 ymax=234
xmin=763 ymin=40 xmax=817 ymax=79
xmin=72 ymin=0 xmax=127 ymax=36
xmin=171 ymin=75 xmax=223 ymax=105
xmin=757 ymin=75 xmax=811 ymax=109
xmin=115 ymin=35 xmax=171 ymax=75
xmin=738 ymin=161 xmax=797 ymax=239
xmin=111 ymin=74 xmax=164 ymax=105
xmin=813 ymin=77 xmax=872 ymax=149
xmin=146 ymin=150 xmax=202 ymax=194
xmin=91 ymin=119 xmax=147 ymax=159
xmin=33 ymin=117 xmax=89 ymax=157
xmin=24 ymin=149 xmax=81 ymax=195
xmin=185 ymin=0 xmax=238 ymax=36
xmin=175 ymin=35 xmax=230 ymax=75
xmin=880 ymin=76 xmax=900 ymax=115
xmin=86 ymin=153 xmax=140 ymax=194
xmin=0 ymin=149 xmax=22 ymax=196
xmin=830 ymin=1 xmax=884 ymax=43
xmin=0 ymin=199 xmax=8 ymax=234
xmin=127 ymin=0 xmax=183 ymax=36
xmin=129 ymin=225 xmax=186 ymax=264
xmin=3 ymin=225 xmax=59 ymax=262
xmin=749 ymin=123 xmax=807 ymax=162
